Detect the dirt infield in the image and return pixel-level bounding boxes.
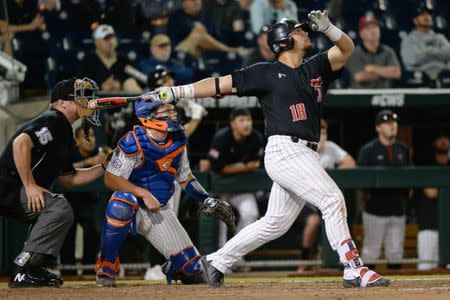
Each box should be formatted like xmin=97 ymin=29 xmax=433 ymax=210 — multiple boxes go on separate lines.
xmin=1 ymin=275 xmax=449 ymax=300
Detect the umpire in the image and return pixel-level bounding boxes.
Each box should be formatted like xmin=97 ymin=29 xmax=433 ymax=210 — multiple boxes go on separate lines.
xmin=0 ymin=77 xmax=106 ymax=288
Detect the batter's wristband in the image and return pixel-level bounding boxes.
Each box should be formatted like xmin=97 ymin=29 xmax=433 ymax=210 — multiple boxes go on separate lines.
xmin=172 ymin=84 xmax=195 ymax=99
xmin=323 ymin=24 xmax=342 ymax=42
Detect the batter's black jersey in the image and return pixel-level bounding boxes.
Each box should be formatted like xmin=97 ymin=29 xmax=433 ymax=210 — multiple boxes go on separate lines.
xmin=208 ymin=127 xmax=265 ymax=172
xmin=231 ymin=51 xmax=340 ymax=142
xmin=0 ymin=109 xmax=75 ymax=190
xmin=358 ymin=138 xmax=411 ymax=216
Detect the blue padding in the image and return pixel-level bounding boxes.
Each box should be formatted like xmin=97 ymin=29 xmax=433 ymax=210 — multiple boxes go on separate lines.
xmin=118 ymin=131 xmax=139 ymax=155
xmin=100 ymin=219 xmax=129 ymax=264
xmin=112 ymin=191 xmax=138 ymax=206
xmin=170 ymin=247 xmax=202 ymax=276
xmin=106 ymin=200 xmax=134 ymax=222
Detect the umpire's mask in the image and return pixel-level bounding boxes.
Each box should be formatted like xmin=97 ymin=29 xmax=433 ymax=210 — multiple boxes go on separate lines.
xmin=74 ymin=77 xmax=101 ymax=126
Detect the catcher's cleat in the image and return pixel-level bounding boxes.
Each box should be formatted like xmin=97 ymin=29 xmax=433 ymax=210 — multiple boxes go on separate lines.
xmin=9 ymin=266 xmax=62 ymax=288
xmin=343 ymin=267 xmax=391 ymax=288
xmin=201 ymin=257 xmax=224 ymax=288
xmin=96 ymin=274 xmax=116 ymax=287
xmin=95 ymin=255 xmax=119 ymax=287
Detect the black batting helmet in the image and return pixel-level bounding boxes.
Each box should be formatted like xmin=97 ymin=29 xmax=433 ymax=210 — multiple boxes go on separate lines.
xmin=267 ymin=18 xmax=311 ymax=55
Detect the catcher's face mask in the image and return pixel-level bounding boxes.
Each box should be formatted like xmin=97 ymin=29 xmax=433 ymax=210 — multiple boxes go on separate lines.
xmin=74 ymin=77 xmax=100 ymax=126
xmin=135 ymin=100 xmax=184 ymax=132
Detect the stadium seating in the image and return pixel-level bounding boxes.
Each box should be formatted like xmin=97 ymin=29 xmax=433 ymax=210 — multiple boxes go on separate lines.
xmin=5 ymin=0 xmax=449 ymax=91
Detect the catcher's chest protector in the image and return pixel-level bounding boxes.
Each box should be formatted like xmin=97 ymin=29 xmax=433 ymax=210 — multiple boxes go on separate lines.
xmin=127 ymin=126 xmax=187 ymax=206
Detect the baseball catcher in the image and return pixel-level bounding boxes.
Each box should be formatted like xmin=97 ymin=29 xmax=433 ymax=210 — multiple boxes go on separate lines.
xmin=95 ymin=99 xmax=235 ymax=286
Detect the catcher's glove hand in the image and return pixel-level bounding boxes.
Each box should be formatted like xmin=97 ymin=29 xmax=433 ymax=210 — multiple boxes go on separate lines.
xmin=200 ymin=197 xmax=237 ymax=236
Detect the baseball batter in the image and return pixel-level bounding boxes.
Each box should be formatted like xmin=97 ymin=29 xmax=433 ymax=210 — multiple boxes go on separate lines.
xmin=95 ymin=99 xmax=234 ymax=286
xmin=144 ymin=10 xmax=390 ymax=288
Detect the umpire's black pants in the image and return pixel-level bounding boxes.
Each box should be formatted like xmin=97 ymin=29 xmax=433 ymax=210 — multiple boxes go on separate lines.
xmin=0 ymin=175 xmax=74 ymax=258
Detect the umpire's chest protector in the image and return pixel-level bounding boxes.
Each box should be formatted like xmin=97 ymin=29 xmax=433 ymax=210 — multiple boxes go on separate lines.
xmin=126 ymin=126 xmax=187 ymax=206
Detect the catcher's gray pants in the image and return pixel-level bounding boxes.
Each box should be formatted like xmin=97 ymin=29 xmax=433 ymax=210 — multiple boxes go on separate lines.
xmin=1 ymin=187 xmax=74 ymax=258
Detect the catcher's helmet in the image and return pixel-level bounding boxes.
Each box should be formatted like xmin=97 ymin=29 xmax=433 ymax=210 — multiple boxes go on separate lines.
xmin=134 ymin=99 xmax=183 ymax=132
xmin=267 ymin=18 xmax=311 ymax=55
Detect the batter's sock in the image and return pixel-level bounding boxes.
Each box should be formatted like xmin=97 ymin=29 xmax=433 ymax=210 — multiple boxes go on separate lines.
xmin=337 ymin=238 xmax=364 ymax=270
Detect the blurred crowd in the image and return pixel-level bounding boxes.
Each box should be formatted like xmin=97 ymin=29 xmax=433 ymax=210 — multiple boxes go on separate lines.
xmin=0 ymin=0 xmax=450 ymax=92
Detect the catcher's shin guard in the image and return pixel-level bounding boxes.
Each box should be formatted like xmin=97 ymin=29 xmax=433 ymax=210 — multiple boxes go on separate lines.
xmin=96 ymin=192 xmax=138 ymax=283
xmin=162 ymin=246 xmax=205 ymax=285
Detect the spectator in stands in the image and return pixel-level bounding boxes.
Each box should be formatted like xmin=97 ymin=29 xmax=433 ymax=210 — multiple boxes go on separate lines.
xmin=243 ymin=24 xmax=275 ymax=66
xmin=134 ymin=0 xmax=179 ymax=33
xmin=400 ymin=5 xmax=450 ymax=80
xmin=0 ymin=0 xmax=45 ymax=54
xmin=202 ymin=0 xmax=246 ymax=44
xmin=60 ymin=126 xmax=111 ymax=273
xmin=61 ymin=0 xmax=102 ymax=32
xmin=297 ymin=119 xmax=356 ymax=272
xmin=358 ymin=110 xmax=411 ymax=269
xmin=415 ymin=134 xmax=449 ymax=270
xmin=346 ymin=13 xmax=401 ymax=89
xmin=78 ymin=24 xmax=141 ymax=92
xmin=208 ymin=108 xmax=265 ymax=248
xmin=139 ymin=34 xmax=193 ymax=85
xmin=168 ymin=0 xmax=249 ymax=57
xmin=249 ymin=0 xmax=297 ymax=35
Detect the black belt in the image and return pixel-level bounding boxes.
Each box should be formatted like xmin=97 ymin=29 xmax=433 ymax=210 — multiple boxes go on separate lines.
xmin=290 ymin=136 xmax=319 ymax=152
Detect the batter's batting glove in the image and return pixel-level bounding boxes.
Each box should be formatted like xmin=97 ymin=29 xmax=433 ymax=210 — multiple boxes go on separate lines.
xmin=307 ymin=10 xmax=331 ymax=32
xmin=140 ymin=87 xmax=176 ymax=104
xmin=200 ymin=197 xmax=237 ymax=236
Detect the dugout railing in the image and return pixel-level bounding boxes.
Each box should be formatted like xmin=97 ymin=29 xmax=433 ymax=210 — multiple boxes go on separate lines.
xmin=1 ymin=167 xmax=449 ymax=273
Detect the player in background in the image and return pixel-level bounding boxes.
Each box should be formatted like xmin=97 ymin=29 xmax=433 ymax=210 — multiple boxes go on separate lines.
xmin=143 ymin=10 xmax=390 ymax=288
xmin=358 ymin=110 xmax=410 ymax=270
xmin=95 ymin=99 xmax=234 ymax=287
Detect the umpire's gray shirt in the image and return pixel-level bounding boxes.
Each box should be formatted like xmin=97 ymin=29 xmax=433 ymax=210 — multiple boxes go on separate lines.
xmin=346 ymin=44 xmax=400 ymax=89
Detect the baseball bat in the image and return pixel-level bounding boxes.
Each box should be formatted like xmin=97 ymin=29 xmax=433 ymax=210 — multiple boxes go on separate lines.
xmin=88 ymin=91 xmax=169 ymax=110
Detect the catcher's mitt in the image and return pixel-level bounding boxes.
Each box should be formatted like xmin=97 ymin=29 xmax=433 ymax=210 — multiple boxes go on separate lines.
xmin=200 ymin=197 xmax=237 ymax=236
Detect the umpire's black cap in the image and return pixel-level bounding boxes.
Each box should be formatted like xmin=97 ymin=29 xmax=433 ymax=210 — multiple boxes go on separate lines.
xmin=51 ymin=78 xmax=76 ymax=103
xmin=375 ymin=109 xmax=399 ymax=125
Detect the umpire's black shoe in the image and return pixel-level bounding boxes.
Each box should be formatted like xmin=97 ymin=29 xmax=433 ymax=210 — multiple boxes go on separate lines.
xmin=9 ymin=267 xmax=63 ymax=288
xmin=201 ymin=257 xmax=224 ymax=288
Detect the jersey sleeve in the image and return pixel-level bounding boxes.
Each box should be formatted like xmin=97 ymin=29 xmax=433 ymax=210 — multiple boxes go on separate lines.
xmin=231 ymin=63 xmax=269 ymax=97
xmin=176 ymin=150 xmax=192 ymax=183
xmin=309 ymin=51 xmax=342 ymax=84
xmin=22 ymin=119 xmax=58 ymax=151
xmin=107 ymin=131 xmax=142 ymax=179
xmin=106 ymin=148 xmax=141 ymax=179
